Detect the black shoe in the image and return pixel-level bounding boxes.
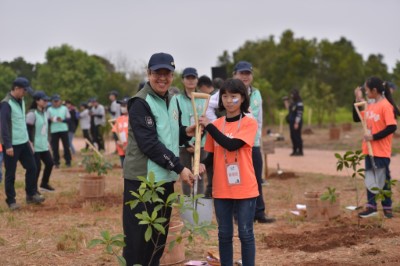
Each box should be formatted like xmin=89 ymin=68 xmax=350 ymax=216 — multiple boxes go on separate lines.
xmin=358 ymin=207 xmax=377 ymax=218
xmin=254 ymin=216 xmax=276 ymax=223
xmin=26 ymin=193 xmax=45 ymax=204
xmin=383 ymin=209 xmax=393 ymax=219
xmin=40 ymin=184 xmax=55 ymax=192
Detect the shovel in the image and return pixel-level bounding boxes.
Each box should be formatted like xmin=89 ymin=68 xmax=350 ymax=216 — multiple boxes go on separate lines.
xmin=354 ymin=101 xmax=386 ymax=194
xmin=190 ymin=92 xmax=210 ymax=209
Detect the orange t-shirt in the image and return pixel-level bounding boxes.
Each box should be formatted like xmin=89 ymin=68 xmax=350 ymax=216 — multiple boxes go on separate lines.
xmin=204 ymin=116 xmax=259 ymax=199
xmin=362 ymin=98 xmax=397 ymax=158
xmin=112 ymin=115 xmax=129 ymax=156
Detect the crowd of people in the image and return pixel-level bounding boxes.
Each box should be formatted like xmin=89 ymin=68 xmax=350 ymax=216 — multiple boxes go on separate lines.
xmin=0 ymin=52 xmax=398 ymax=266
xmin=0 ymin=77 xmax=129 ymax=210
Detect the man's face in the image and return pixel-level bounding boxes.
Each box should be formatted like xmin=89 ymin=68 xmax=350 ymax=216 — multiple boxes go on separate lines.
xmin=13 ymin=87 xmax=26 ymax=99
xmin=109 ymin=94 xmax=116 ymax=101
xmin=183 ymin=76 xmax=198 ymax=91
xmin=148 ymin=69 xmax=174 ymax=96
xmin=199 ymin=85 xmax=213 ymax=94
xmin=234 ymin=71 xmax=253 ymax=88
xmin=52 ymin=99 xmax=61 ymax=107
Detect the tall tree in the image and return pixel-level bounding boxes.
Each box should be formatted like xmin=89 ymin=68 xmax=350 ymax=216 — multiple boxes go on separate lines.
xmin=2 ymin=57 xmax=37 ymax=81
xmin=0 ymin=64 xmax=17 ymax=97
xmin=364 ymin=54 xmax=390 ymax=80
xmin=35 ymin=44 xmax=107 ymax=104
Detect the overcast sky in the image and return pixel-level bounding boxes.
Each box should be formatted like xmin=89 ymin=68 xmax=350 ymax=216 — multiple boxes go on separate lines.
xmin=1 ymin=0 xmax=399 ymax=77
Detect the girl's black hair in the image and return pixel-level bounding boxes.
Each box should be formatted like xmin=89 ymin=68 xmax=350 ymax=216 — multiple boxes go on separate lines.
xmin=29 ymin=99 xmax=38 ymax=110
xmin=218 ymin=78 xmax=250 ymax=113
xmin=366 ymin=76 xmax=400 ymax=118
xmin=291 ymin=88 xmax=302 ymax=103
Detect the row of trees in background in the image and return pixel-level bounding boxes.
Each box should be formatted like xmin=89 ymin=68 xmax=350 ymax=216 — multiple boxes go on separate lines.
xmin=218 ymin=30 xmax=400 ymax=125
xmin=1 ymin=29 xmax=399 ymax=125
xmin=0 ymin=44 xmax=145 ymax=106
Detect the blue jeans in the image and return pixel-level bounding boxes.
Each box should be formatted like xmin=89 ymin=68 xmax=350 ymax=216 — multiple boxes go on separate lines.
xmin=68 ymin=131 xmax=76 ymax=154
xmin=252 ymin=147 xmax=266 ymax=218
xmin=365 ymin=156 xmax=392 ymax=209
xmin=214 ymin=198 xmax=256 ymax=266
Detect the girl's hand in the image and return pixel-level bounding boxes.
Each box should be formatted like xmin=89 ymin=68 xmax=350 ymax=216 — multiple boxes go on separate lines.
xmin=199 ymin=163 xmax=206 ymax=174
xmin=199 ymin=115 xmax=210 ymax=128
xmin=363 ymin=134 xmax=373 ymax=142
xmin=354 ymin=86 xmax=364 ymax=102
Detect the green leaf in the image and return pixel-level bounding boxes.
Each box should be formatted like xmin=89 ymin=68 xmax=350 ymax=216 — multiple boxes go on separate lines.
xmin=153 ymin=223 xmax=166 ymax=235
xmin=145 ymin=226 xmax=152 ymax=242
xmin=101 ymin=231 xmax=111 ymax=240
xmin=87 ymin=239 xmax=104 ymax=248
xmin=117 ymin=256 xmax=127 ymax=266
xmin=106 ymin=245 xmax=113 ymax=254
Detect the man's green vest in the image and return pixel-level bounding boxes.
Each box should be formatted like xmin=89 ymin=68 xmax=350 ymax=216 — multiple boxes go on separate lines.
xmin=249 ymin=88 xmax=262 ymax=147
xmin=7 ymin=97 xmax=29 ymax=145
xmin=123 ymin=84 xmax=180 ymax=182
xmin=176 ymin=92 xmax=206 ymax=147
xmin=47 ymin=105 xmax=69 ymax=133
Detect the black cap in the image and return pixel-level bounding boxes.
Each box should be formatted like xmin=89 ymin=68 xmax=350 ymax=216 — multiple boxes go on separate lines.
xmin=51 ymin=94 xmax=61 ymax=101
xmin=234 ymin=61 xmax=253 ymax=72
xmin=33 ymin=91 xmax=50 ymax=101
xmin=182 ymin=67 xmax=198 ymax=78
xmin=117 ymin=96 xmax=130 ymax=105
xmin=148 ymin=53 xmax=175 ymax=71
xmin=13 ymin=77 xmax=34 ymax=95
xmin=109 ymin=90 xmax=119 ymax=96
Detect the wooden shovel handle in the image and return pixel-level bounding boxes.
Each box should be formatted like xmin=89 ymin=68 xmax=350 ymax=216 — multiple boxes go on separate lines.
xmin=353 ymin=101 xmax=374 ymax=157
xmin=190 ymin=93 xmax=210 ymax=178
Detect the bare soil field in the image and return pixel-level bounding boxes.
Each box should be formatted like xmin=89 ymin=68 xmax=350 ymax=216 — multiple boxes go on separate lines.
xmin=1 ymin=124 xmax=400 ymax=266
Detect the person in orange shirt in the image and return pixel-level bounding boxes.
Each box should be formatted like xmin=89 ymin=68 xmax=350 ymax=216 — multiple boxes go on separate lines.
xmin=111 ymin=97 xmax=129 ymax=167
xmin=354 ymin=77 xmax=400 ymax=219
xmin=199 ymin=78 xmax=259 ymax=266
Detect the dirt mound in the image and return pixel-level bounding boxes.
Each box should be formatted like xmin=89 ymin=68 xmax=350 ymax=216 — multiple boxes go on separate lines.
xmin=263 ymin=224 xmax=398 ymax=253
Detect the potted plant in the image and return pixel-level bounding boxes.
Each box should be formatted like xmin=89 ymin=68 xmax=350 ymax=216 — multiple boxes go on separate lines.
xmin=89 ymin=172 xmax=215 ymax=266
xmin=80 ymin=151 xmax=112 ymax=198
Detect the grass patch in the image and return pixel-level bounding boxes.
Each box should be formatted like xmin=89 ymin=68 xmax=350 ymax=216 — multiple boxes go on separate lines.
xmin=57 ymin=227 xmax=86 ymax=252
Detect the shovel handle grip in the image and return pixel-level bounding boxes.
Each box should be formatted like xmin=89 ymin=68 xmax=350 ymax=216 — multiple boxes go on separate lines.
xmin=353 ymin=101 xmax=374 ymax=157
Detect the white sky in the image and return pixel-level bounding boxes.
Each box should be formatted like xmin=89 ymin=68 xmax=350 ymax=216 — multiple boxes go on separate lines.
xmin=1 ymin=0 xmax=399 ymax=77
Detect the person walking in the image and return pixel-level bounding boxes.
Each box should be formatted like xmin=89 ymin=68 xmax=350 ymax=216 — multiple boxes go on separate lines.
xmin=0 ymin=77 xmax=44 ymax=210
xmin=284 ymin=88 xmax=304 ymax=156
xmin=111 ymin=96 xmax=129 ymax=167
xmin=122 ymin=52 xmax=196 ymax=266
xmin=26 ymin=91 xmax=55 ymax=192
xmin=47 ymin=94 xmax=72 ymax=168
xmin=64 ymin=100 xmax=79 ymax=155
xmin=354 ymin=77 xmax=399 ymax=219
xmin=89 ymin=98 xmax=106 ymax=151
xmin=176 ymin=67 xmax=206 ymax=196
xmin=233 ymin=61 xmax=275 ymax=224
xmin=78 ymin=102 xmax=93 ymax=150
xmin=199 ymin=78 xmax=259 ymax=266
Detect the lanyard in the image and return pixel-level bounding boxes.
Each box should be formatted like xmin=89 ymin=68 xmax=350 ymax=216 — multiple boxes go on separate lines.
xmin=222 ymin=114 xmax=242 ymax=164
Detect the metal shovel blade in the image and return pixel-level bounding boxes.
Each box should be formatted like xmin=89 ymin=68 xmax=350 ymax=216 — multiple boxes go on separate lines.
xmin=365 ymin=167 xmax=386 ymax=194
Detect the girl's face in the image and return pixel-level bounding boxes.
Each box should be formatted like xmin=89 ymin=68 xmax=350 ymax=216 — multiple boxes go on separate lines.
xmin=365 ymin=85 xmax=379 ymax=100
xmin=221 ymin=91 xmax=243 ymax=117
xmin=37 ymin=99 xmax=48 ymax=109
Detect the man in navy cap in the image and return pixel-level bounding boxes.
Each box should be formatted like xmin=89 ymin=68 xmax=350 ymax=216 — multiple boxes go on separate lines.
xmin=122 ymin=53 xmax=197 ymax=266
xmin=0 ymin=77 xmax=44 ymax=210
xmin=233 ymin=61 xmax=275 ymax=224
xmin=108 ymin=90 xmax=121 ymax=120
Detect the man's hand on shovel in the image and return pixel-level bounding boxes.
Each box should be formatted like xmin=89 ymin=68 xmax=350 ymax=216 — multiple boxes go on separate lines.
xmin=180 ymin=167 xmax=195 ymax=187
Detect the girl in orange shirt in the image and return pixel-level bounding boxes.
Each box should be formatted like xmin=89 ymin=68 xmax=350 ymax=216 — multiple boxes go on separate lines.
xmin=354 ymin=77 xmax=400 ymax=219
xmin=111 ymin=97 xmax=129 ymax=167
xmin=200 ymin=78 xmax=258 ymax=266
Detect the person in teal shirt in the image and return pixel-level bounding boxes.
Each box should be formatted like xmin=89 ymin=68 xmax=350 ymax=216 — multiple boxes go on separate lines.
xmin=47 ymin=94 xmax=71 ymax=168
xmin=0 ymin=77 xmax=45 ymax=210
xmin=26 ymin=91 xmax=55 ymax=192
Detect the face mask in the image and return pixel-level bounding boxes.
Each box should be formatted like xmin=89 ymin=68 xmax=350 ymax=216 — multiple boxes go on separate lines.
xmin=121 ymin=106 xmax=128 ymax=114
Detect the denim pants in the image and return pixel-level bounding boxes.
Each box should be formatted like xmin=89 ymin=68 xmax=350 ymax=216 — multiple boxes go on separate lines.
xmin=123 ymin=179 xmax=174 ymax=266
xmin=179 ymin=147 xmax=206 ymax=196
xmin=0 ymin=151 xmax=3 ymax=183
xmin=214 ymin=197 xmax=257 ymax=266
xmin=50 ymin=131 xmax=71 ymax=166
xmin=4 ymin=143 xmax=37 ymax=205
xmin=365 ymin=156 xmax=392 ymax=209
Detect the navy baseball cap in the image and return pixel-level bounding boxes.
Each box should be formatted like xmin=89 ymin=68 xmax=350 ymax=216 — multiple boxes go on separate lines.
xmin=387 ymin=81 xmax=397 ymax=90
xmin=117 ymin=96 xmax=130 ymax=105
xmin=33 ymin=91 xmax=50 ymax=101
xmin=13 ymin=77 xmax=34 ymax=94
xmin=234 ymin=61 xmax=253 ymax=73
xmin=148 ymin=53 xmax=175 ymax=71
xmin=182 ymin=67 xmax=198 ymax=78
xmin=51 ymin=94 xmax=61 ymax=101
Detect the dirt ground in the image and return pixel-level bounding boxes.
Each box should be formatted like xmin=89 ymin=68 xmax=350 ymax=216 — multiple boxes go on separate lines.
xmin=1 ymin=125 xmax=400 ymax=266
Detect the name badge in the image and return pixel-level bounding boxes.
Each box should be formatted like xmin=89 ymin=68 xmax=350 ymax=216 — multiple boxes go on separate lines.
xmin=226 ymin=163 xmax=241 ymax=185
